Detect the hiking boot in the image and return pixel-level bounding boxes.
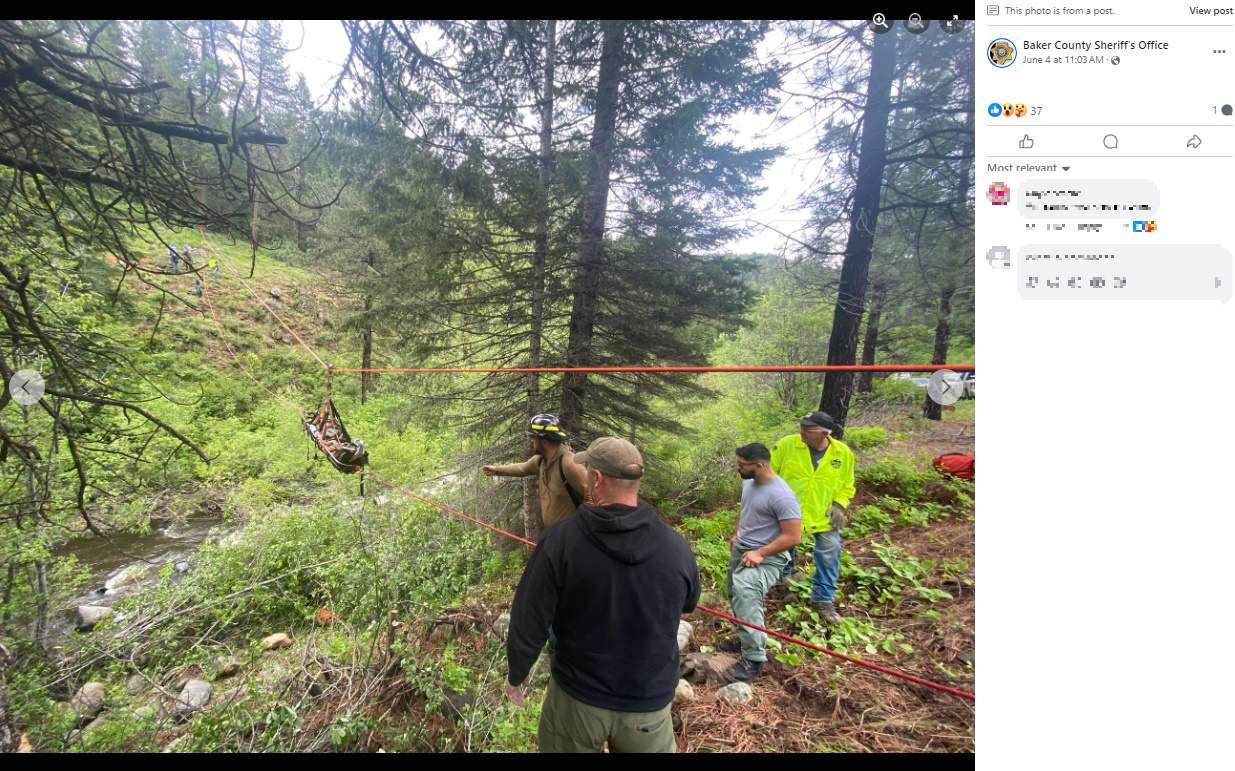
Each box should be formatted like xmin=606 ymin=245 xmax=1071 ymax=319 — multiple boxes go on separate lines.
xmin=813 ymin=601 xmax=841 ymax=625
xmin=723 ymin=657 xmax=764 ymax=683
xmin=717 ymin=639 xmax=742 ymax=654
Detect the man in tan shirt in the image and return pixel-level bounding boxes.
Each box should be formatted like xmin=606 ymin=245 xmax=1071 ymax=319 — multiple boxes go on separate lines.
xmin=483 ymin=413 xmax=591 ymax=530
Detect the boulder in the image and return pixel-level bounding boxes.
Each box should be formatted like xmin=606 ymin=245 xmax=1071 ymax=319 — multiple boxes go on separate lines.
xmin=262 ymin=632 xmax=292 ymax=650
xmin=673 ymin=679 xmax=695 ymax=706
xmin=677 ymin=620 xmax=693 ymax=653
xmin=71 ymin=682 xmax=105 ymax=723
xmin=716 ymin=682 xmax=755 ymax=704
xmin=68 ymin=715 xmax=108 ymax=745
xmin=76 ymin=605 xmax=113 ymax=631
xmin=213 ymin=658 xmax=241 ymax=679
xmin=679 ymin=652 xmax=738 ymax=687
xmin=269 ymin=287 xmax=283 ymax=300
xmin=494 ymin=612 xmax=511 ymax=641
xmin=175 ymin=679 xmax=212 ymax=719
xmin=125 ymin=674 xmax=146 ymax=695
xmin=427 ymin=624 xmax=455 ymax=643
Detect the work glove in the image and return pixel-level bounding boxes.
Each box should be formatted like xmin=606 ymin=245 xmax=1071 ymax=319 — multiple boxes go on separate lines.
xmin=827 ymin=504 xmax=847 ymax=532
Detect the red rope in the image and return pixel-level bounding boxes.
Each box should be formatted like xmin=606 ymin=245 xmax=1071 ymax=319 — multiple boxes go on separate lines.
xmin=697 ymin=604 xmax=975 ymax=701
xmin=360 ymin=472 xmax=538 ymax=548
xmin=331 ymin=364 xmax=975 ymax=374
xmin=201 ymin=281 xmax=299 ymax=409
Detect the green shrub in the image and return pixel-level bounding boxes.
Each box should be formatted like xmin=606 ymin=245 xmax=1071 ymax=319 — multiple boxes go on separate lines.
xmin=856 ymin=455 xmax=936 ymax=502
xmin=842 ymin=504 xmax=895 ymax=538
xmin=843 ymin=426 xmax=889 ymax=451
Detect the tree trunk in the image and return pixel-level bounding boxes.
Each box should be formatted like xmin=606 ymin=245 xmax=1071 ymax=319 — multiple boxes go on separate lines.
xmin=522 ymin=21 xmax=556 ymax=545
xmin=923 ymin=285 xmax=956 ymax=421
xmin=857 ymin=280 xmax=887 ymax=393
xmin=0 ymin=642 xmax=18 ymax=753
xmin=560 ymin=21 xmax=625 ymax=437
xmin=818 ymin=29 xmax=898 ymax=437
xmin=361 ymin=250 xmax=375 ymax=405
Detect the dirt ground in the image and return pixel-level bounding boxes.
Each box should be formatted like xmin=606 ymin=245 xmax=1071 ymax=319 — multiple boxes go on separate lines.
xmin=673 ymin=414 xmax=976 ymax=753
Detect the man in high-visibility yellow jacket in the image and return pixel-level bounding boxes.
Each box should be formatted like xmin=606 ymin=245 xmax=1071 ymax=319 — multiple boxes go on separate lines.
xmin=770 ymin=411 xmax=855 ymax=624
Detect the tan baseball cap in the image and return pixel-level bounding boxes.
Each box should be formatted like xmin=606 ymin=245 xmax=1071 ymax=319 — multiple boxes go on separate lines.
xmin=575 ymin=436 xmax=644 ymax=480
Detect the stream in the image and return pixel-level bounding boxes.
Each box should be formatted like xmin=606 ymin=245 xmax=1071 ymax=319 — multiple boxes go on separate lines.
xmin=51 ymin=516 xmax=230 ymax=630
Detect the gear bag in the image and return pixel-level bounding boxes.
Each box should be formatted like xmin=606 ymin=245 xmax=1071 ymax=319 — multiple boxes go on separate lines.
xmin=932 ymin=453 xmax=974 ymax=480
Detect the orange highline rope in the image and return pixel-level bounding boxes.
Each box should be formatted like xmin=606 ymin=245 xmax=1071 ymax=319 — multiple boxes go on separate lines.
xmin=332 ymin=364 xmax=975 ymax=374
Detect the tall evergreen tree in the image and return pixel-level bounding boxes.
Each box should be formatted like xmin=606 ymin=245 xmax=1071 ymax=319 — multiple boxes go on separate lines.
xmin=790 ymin=21 xmax=974 ymax=433
xmin=341 ymin=20 xmax=780 ymax=443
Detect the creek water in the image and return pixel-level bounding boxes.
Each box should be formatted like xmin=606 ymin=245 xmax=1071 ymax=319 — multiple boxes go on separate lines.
xmin=53 ymin=516 xmax=227 ymax=611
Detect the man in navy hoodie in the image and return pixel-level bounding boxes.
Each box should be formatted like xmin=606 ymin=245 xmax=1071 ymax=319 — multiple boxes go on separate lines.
xmin=505 ymin=436 xmax=701 ymax=753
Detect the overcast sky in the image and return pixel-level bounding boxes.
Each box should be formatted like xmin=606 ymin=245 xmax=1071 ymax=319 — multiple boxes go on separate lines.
xmin=281 ymin=20 xmax=822 ymax=256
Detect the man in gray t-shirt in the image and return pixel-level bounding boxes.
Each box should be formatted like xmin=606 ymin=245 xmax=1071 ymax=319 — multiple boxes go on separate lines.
xmin=722 ymin=442 xmax=803 ymax=683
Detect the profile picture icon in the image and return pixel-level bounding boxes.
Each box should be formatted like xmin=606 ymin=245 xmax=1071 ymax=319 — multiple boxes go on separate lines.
xmin=986 ymin=181 xmax=1011 ymax=206
xmin=988 ymin=39 xmax=1016 ymax=68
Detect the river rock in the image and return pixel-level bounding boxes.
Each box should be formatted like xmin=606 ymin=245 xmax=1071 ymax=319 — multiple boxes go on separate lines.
xmin=677 ymin=620 xmax=693 ymax=652
xmin=673 ymin=679 xmax=695 ymax=706
xmin=263 ymin=632 xmax=292 ymax=650
xmin=125 ymin=674 xmax=146 ymax=695
xmin=494 ymin=612 xmax=510 ymax=641
xmin=68 ymin=715 xmax=107 ymax=745
xmin=428 ymin=624 xmax=455 ymax=643
xmin=174 ymin=561 xmax=191 ymax=574
xmin=214 ymin=657 xmax=241 ymax=679
xmin=680 ymin=652 xmax=738 ymax=687
xmin=71 ymin=682 xmax=105 ymax=723
xmin=716 ymin=682 xmax=755 ymax=704
xmin=175 ymin=679 xmax=212 ymax=719
xmin=76 ymin=605 xmax=113 ymax=630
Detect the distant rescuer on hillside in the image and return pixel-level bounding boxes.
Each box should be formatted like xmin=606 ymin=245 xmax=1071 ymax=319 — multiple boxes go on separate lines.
xmin=771 ymin=411 xmax=855 ymax=625
xmin=483 ymin=413 xmax=591 ymax=530
xmin=504 ymin=436 xmax=701 ymax=753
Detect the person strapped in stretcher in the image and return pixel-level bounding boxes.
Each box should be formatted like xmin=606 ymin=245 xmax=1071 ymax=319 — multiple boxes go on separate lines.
xmin=303 ymin=398 xmax=369 ymax=473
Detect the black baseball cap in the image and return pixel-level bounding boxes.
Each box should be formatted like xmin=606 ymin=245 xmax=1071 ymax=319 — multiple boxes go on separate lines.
xmin=797 ymin=411 xmax=836 ymax=432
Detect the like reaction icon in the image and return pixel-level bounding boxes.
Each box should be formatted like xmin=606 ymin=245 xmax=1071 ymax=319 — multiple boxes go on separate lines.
xmin=1019 ymin=134 xmax=1034 ymax=149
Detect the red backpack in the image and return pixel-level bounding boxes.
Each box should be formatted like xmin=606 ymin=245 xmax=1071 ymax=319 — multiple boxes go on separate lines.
xmin=932 ymin=453 xmax=975 ymax=480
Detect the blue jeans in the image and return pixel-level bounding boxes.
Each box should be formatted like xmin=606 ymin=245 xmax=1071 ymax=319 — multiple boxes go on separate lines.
xmin=782 ymin=530 xmax=842 ymax=603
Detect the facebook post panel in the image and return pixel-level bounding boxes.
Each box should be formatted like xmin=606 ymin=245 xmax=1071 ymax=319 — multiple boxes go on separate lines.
xmin=976 ymin=1 xmax=1233 ymax=764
